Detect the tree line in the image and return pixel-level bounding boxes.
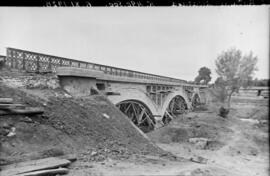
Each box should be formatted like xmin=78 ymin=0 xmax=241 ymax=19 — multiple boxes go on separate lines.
xmin=192 ymin=47 xmax=267 ymax=117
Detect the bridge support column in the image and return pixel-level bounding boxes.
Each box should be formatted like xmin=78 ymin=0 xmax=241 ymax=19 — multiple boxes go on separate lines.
xmin=57 ymin=67 xmax=104 ymax=97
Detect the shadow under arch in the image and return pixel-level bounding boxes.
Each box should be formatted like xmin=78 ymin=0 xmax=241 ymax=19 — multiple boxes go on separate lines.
xmin=161 ymin=92 xmax=190 ymax=125
xmin=116 ymin=99 xmax=156 ymax=133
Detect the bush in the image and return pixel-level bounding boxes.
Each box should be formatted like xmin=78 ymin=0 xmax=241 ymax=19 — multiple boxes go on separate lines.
xmin=219 ymin=106 xmax=230 ymax=118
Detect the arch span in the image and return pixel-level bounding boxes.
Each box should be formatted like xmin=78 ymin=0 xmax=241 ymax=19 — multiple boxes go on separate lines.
xmin=116 ymin=99 xmax=155 ymax=133
xmin=107 ymin=87 xmax=202 ymax=129
xmin=107 ymin=88 xmax=159 ymax=117
xmin=161 ymin=90 xmax=191 ymax=118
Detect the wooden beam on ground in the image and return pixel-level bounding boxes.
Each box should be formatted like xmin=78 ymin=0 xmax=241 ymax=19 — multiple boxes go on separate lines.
xmin=0 ymin=107 xmax=44 ymax=115
xmin=0 ymin=157 xmax=71 ymax=176
xmin=8 ymin=107 xmax=44 ymax=115
xmin=0 ymin=98 xmax=13 ymax=104
xmin=16 ymin=168 xmax=69 ymax=176
xmin=0 ymin=104 xmax=25 ymax=110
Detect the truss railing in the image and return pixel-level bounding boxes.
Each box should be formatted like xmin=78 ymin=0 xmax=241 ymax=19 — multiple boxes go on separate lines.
xmin=5 ymin=47 xmax=190 ymax=84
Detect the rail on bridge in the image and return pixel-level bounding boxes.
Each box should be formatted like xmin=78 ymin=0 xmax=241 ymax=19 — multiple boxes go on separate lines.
xmin=4 ymin=47 xmax=191 ymax=85
xmin=3 ymin=47 xmax=208 ymax=133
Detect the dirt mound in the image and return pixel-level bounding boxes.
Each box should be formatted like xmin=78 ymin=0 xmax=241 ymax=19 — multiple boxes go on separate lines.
xmin=0 ymin=83 xmax=164 ymax=165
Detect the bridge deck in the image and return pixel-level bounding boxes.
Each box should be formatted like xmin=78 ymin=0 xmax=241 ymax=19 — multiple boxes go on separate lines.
xmin=56 ymin=67 xmax=207 ymax=88
xmin=4 ymin=47 xmax=207 ymax=88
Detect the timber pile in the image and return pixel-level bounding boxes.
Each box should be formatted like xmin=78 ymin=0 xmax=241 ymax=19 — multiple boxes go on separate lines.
xmin=0 ymin=98 xmax=44 ymax=115
xmin=0 ymin=156 xmax=76 ymax=176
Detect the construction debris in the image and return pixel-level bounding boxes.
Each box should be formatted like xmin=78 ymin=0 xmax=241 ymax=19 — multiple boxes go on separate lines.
xmin=7 ymin=107 xmax=44 ymax=115
xmin=16 ymin=167 xmax=69 ymax=176
xmin=102 ymin=113 xmax=110 ymax=119
xmin=0 ymin=157 xmax=72 ymax=176
xmin=0 ymin=103 xmax=25 ymax=109
xmin=0 ymin=98 xmax=44 ymax=116
xmin=0 ymin=98 xmax=13 ymax=104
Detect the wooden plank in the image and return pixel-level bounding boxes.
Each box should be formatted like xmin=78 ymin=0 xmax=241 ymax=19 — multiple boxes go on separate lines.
xmin=8 ymin=107 xmax=44 ymax=115
xmin=0 ymin=98 xmax=13 ymax=104
xmin=0 ymin=157 xmax=71 ymax=176
xmin=0 ymin=104 xmax=25 ymax=110
xmin=0 ymin=108 xmax=44 ymax=115
xmin=16 ymin=168 xmax=69 ymax=176
xmin=2 ymin=157 xmax=70 ymax=170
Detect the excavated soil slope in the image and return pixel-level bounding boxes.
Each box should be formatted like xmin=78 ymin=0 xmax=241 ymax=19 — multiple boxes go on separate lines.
xmin=146 ymin=91 xmax=269 ymax=176
xmin=0 ymin=78 xmax=164 ymax=166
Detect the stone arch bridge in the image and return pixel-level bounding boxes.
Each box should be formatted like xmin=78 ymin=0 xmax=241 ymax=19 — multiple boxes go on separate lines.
xmin=4 ymin=47 xmax=208 ymax=132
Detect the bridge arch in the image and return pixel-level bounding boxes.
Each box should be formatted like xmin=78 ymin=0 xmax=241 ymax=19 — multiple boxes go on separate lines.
xmin=161 ymin=90 xmax=191 ymax=122
xmin=107 ymin=88 xmax=159 ymax=132
xmin=107 ymin=87 xmax=204 ymax=131
xmin=116 ymin=99 xmax=156 ymax=133
xmin=107 ymin=88 xmax=159 ymax=117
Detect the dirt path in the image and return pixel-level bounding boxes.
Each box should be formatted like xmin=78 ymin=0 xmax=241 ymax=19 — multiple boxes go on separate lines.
xmin=196 ymin=119 xmax=268 ymax=176
xmin=154 ymin=97 xmax=269 ymax=176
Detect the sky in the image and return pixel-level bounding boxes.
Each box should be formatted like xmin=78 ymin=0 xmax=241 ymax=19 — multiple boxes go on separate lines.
xmin=0 ymin=6 xmax=269 ymax=82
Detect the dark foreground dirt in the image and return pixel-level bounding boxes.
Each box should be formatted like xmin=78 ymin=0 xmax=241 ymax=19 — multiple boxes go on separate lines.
xmin=0 ymin=79 xmax=165 ymax=167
